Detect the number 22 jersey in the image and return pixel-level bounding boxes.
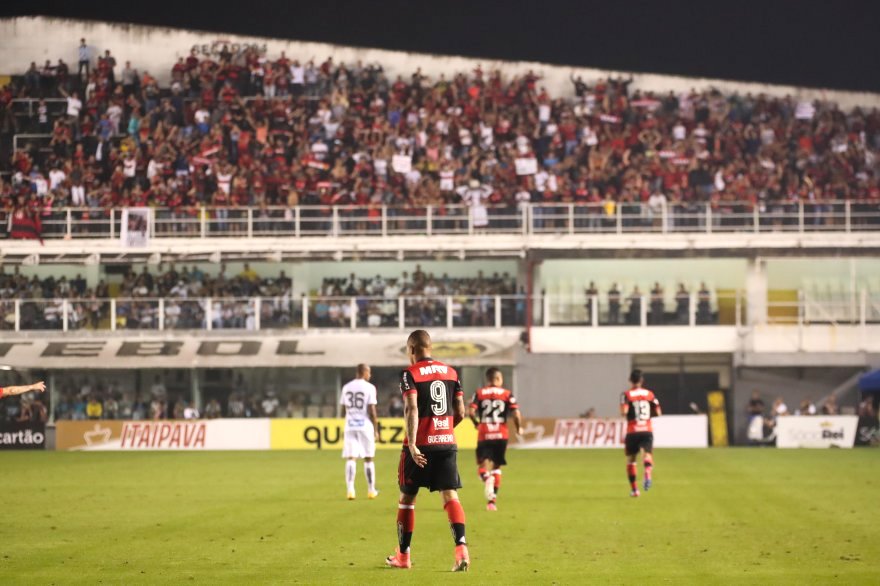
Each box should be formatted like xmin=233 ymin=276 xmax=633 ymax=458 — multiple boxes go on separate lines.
xmin=470 ymin=387 xmax=518 ymax=441
xmin=399 ymin=358 xmax=462 ymax=451
xmin=621 ymin=387 xmax=661 ymax=434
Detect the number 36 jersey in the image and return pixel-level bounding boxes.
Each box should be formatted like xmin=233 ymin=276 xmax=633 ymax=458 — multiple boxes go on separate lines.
xmin=621 ymin=387 xmax=661 ymax=434
xmin=400 ymin=359 xmax=463 ymax=451
xmin=340 ymin=378 xmax=378 ymax=432
xmin=470 ymin=387 xmax=518 ymax=441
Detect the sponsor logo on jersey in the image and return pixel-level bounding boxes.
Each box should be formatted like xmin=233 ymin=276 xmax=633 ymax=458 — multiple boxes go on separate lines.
xmin=419 ymin=364 xmax=448 ymax=376
xmin=433 ymin=417 xmax=451 ymax=430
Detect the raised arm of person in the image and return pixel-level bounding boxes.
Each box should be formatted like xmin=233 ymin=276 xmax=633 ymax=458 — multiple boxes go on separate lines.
xmin=403 ymin=392 xmax=426 ymax=467
xmin=0 ymin=381 xmax=46 ymax=398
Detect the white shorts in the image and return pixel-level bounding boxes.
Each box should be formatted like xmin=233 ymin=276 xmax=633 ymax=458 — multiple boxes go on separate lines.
xmin=342 ymin=427 xmax=376 ymax=459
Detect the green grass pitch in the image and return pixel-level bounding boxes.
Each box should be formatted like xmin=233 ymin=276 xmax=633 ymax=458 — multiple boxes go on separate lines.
xmin=1 ymin=449 xmax=877 ymax=584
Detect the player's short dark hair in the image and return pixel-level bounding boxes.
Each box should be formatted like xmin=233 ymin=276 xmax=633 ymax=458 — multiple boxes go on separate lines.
xmin=485 ymin=367 xmax=502 ymax=382
xmin=407 ymin=329 xmax=431 ymax=353
xmin=629 ymin=369 xmax=643 ymax=385
xmin=356 ymin=363 xmax=369 ymax=376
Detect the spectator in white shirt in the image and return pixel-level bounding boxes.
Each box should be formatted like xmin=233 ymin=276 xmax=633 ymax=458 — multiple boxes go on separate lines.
xmin=63 ymin=90 xmax=82 ymax=120
xmin=456 ymin=180 xmax=493 ymax=229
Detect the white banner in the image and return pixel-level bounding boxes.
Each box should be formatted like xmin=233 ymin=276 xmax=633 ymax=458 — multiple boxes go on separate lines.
xmin=515 ymin=415 xmax=708 ymax=449
xmin=775 ymin=416 xmax=858 ymax=448
xmin=514 ymin=157 xmax=538 ymax=176
xmin=120 ymin=207 xmax=151 ymax=247
xmin=57 ymin=419 xmax=270 ymax=451
xmin=391 ymin=154 xmax=412 ymax=174
xmin=0 ymin=331 xmax=520 ymax=369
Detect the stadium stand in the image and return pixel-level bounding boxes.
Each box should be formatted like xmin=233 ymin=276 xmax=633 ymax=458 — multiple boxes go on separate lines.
xmin=1 ymin=264 xmax=737 ymax=331
xmin=2 ymin=45 xmax=879 ymax=241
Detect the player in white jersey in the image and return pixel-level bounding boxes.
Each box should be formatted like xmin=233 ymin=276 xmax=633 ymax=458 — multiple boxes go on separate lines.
xmin=340 ymin=363 xmax=380 ymax=500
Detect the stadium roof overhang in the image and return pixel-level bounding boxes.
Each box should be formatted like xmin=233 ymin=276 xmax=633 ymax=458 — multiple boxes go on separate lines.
xmin=2 ymin=233 xmax=880 ymax=265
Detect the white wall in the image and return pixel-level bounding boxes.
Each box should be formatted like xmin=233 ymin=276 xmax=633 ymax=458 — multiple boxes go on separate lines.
xmin=515 ymin=348 xmax=630 ymax=417
xmin=765 ymin=258 xmax=880 ymax=292
xmin=4 ymin=264 xmax=100 ymax=285
xmin=2 ymin=17 xmax=880 ymax=108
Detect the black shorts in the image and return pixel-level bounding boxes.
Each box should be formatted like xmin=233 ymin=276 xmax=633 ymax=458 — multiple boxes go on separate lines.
xmin=625 ymin=432 xmax=654 ymax=456
xmin=476 ymin=440 xmax=508 ymax=467
xmin=398 ymin=448 xmax=462 ymax=494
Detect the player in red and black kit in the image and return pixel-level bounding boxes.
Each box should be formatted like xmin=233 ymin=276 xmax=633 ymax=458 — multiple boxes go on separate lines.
xmin=468 ymin=367 xmax=522 ymax=511
xmin=0 ymin=381 xmax=46 ymax=399
xmin=386 ymin=330 xmax=470 ymax=572
xmin=620 ymin=369 xmax=661 ymax=497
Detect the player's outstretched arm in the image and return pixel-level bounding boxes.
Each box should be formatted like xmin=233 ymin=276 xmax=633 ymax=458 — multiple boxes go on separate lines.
xmin=404 ymin=393 xmax=426 ymax=467
xmin=1 ymin=381 xmax=46 ymax=397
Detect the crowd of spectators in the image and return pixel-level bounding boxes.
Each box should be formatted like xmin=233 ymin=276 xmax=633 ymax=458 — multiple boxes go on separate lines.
xmin=315 ymin=264 xmax=519 ymax=327
xmin=0 ymin=263 xmax=522 ymax=330
xmin=746 ymin=390 xmax=838 ymax=445
xmin=2 ymin=38 xmax=879 ymax=239
xmin=582 ymin=280 xmax=716 ymax=325
xmin=39 ymin=372 xmax=405 ymax=422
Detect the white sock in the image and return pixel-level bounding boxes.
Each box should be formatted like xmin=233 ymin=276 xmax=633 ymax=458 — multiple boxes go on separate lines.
xmin=484 ymin=474 xmax=495 ymax=501
xmin=364 ymin=461 xmax=376 ymax=493
xmin=345 ymin=460 xmax=356 ymax=493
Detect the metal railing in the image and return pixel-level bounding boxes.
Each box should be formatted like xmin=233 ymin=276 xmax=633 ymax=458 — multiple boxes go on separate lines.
xmin=0 ymin=295 xmax=529 ymax=333
xmin=544 ymin=292 xmax=744 ymax=328
xmin=2 ymin=201 xmax=879 ymax=241
xmin=2 ymin=292 xmax=878 ymax=333
xmin=767 ymin=291 xmax=880 ymax=326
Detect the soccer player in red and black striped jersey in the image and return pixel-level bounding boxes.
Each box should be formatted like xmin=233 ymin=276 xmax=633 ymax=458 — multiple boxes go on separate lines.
xmin=0 ymin=381 xmax=46 ymax=399
xmin=468 ymin=367 xmax=522 ymax=511
xmin=620 ymin=369 xmax=661 ymax=497
xmin=385 ymin=330 xmax=470 ymax=572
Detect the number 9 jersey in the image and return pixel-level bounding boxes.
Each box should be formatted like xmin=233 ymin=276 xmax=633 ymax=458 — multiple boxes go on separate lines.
xmin=469 ymin=386 xmax=518 ymax=441
xmin=400 ymin=359 xmax=463 ymax=451
xmin=621 ymin=387 xmax=661 ymax=434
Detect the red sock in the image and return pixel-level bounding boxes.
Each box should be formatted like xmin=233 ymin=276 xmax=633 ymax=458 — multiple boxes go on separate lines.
xmin=397 ymin=501 xmax=415 ymax=553
xmin=477 ymin=467 xmax=487 ymax=480
xmin=626 ymin=462 xmax=637 ymax=490
xmin=444 ymin=500 xmax=467 ymax=546
xmin=493 ymin=470 xmax=502 ymax=491
xmin=644 ymin=454 xmax=653 ymax=480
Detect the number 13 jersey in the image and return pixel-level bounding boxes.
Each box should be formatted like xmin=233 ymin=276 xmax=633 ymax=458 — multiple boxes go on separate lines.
xmin=470 ymin=386 xmax=518 ymax=441
xmin=399 ymin=359 xmax=462 ymax=451
xmin=621 ymin=387 xmax=661 ymax=434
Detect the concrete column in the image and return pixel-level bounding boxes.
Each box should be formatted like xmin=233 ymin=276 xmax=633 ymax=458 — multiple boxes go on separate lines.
xmin=191 ymin=369 xmax=202 ymax=411
xmin=745 ymin=258 xmax=768 ymax=326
